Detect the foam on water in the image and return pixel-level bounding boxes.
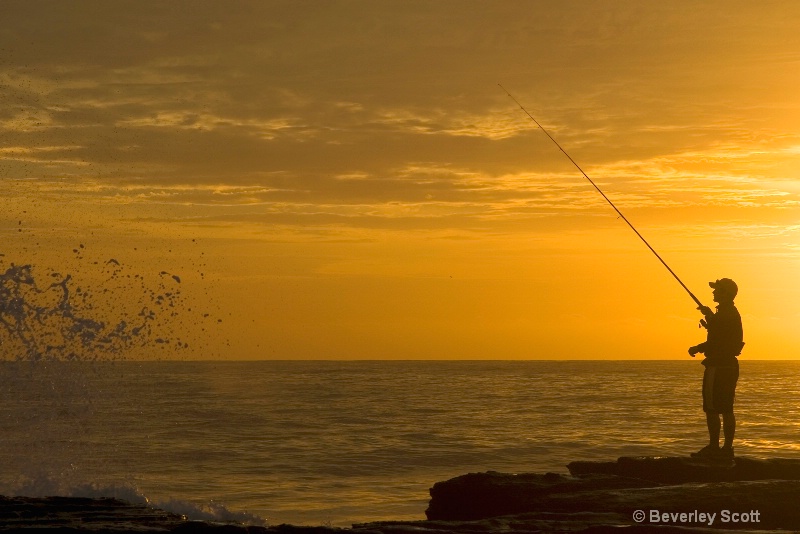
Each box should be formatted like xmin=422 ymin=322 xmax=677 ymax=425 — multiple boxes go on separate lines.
xmin=10 ymin=475 xmax=266 ymax=525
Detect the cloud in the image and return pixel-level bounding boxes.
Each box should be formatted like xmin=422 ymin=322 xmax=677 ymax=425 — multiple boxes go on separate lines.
xmin=2 ymin=1 xmax=800 ymax=240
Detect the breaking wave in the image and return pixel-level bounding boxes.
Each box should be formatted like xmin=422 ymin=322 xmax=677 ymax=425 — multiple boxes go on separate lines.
xmin=10 ymin=476 xmax=266 ymax=526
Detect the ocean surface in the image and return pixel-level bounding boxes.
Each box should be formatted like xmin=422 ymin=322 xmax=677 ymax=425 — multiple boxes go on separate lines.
xmin=0 ymin=360 xmax=798 ymax=527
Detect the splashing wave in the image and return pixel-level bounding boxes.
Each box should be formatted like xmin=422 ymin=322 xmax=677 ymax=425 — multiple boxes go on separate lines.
xmin=0 ymin=258 xmax=188 ymax=361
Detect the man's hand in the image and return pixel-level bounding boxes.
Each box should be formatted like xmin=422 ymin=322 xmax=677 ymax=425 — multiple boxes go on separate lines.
xmin=697 ymin=305 xmax=713 ymax=317
xmin=688 ymin=345 xmax=701 ymax=357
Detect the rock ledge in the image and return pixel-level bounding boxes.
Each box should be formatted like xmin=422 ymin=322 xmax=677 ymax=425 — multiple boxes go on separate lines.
xmin=5 ymin=457 xmax=800 ymax=533
xmin=423 ymin=456 xmax=800 ymax=531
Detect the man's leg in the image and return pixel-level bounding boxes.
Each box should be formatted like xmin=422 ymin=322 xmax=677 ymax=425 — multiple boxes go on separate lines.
xmin=717 ymin=363 xmax=738 ymax=454
xmin=706 ymin=411 xmax=721 ymax=447
xmin=722 ymin=411 xmax=735 ymax=448
xmin=692 ymin=410 xmax=721 ymax=457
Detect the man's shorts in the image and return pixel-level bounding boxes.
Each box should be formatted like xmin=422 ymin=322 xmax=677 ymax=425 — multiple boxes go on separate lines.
xmin=702 ymin=362 xmax=739 ymax=414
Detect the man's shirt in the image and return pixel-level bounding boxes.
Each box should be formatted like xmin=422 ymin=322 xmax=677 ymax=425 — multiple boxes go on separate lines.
xmin=699 ymin=301 xmax=744 ymax=366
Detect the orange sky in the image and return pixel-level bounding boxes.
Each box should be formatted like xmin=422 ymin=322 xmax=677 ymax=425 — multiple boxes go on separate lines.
xmin=1 ymin=1 xmax=799 ymax=359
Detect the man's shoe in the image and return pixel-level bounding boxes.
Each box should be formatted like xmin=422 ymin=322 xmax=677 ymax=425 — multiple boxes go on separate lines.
xmin=718 ymin=446 xmax=735 ymax=460
xmin=690 ymin=444 xmax=720 ymax=458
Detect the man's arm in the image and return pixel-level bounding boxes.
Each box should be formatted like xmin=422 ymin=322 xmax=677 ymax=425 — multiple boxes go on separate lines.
xmin=688 ymin=342 xmax=707 ymax=357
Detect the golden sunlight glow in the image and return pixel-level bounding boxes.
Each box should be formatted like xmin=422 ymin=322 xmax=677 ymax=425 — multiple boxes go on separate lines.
xmin=1 ymin=2 xmax=799 ymax=359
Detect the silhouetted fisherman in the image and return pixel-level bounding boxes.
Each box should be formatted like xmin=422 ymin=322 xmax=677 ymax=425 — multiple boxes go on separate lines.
xmin=688 ymin=278 xmax=744 ymax=460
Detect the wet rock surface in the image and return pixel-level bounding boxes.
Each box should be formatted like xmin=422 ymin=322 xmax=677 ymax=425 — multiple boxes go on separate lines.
xmin=567 ymin=455 xmax=800 ymax=483
xmin=0 ymin=495 xmax=187 ymax=531
xmin=4 ymin=457 xmax=800 ymax=532
xmin=423 ymin=456 xmax=800 ymax=531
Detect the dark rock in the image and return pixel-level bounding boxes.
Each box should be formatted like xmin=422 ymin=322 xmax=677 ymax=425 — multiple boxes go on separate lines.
xmin=0 ymin=495 xmax=273 ymax=533
xmin=0 ymin=495 xmax=185 ymax=531
xmin=357 ymin=512 xmax=634 ymax=534
xmin=171 ymin=523 xmax=270 ymax=533
xmin=424 ymin=457 xmax=800 ymax=531
xmin=268 ymin=526 xmax=352 ymax=534
xmin=426 ymin=471 xmax=657 ymax=521
xmin=567 ymin=456 xmax=800 ymax=484
xmin=548 ymin=479 xmax=800 ymax=529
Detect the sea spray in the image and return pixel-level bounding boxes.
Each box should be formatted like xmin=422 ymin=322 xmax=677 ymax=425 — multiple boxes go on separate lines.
xmin=0 ymin=251 xmax=209 ymax=515
xmin=0 ymin=259 xmax=188 ymax=362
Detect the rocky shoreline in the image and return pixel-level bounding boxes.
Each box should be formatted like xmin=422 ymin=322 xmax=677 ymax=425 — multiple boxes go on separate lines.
xmin=3 ymin=456 xmax=800 ymax=532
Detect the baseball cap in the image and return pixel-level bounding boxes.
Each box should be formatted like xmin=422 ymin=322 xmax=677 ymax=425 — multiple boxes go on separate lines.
xmin=709 ymin=278 xmax=738 ymax=298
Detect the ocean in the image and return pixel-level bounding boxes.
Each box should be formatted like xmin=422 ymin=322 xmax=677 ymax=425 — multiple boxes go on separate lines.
xmin=0 ymin=360 xmax=798 ymax=527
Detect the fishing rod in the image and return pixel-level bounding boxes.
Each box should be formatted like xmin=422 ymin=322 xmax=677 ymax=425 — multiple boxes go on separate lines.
xmin=499 ymin=84 xmax=705 ymax=311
